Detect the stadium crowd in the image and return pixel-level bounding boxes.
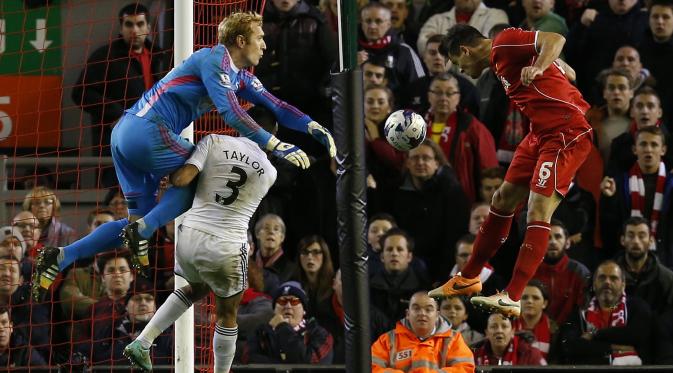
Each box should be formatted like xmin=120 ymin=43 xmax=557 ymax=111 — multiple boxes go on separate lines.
xmin=3 ymin=0 xmax=673 ymax=369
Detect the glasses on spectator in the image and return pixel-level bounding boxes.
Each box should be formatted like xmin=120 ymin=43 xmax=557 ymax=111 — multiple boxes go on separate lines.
xmin=429 ymin=90 xmax=460 ymax=98
xmin=300 ymin=249 xmax=323 ymax=257
xmin=276 ymin=297 xmax=302 ymax=306
xmin=31 ymin=199 xmax=54 ymax=207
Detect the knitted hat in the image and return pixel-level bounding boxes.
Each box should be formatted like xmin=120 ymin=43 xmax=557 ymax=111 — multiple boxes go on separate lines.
xmin=272 ymin=281 xmax=308 ymax=307
xmin=126 ymin=277 xmax=155 ymax=304
xmin=0 ymin=226 xmax=26 ymax=256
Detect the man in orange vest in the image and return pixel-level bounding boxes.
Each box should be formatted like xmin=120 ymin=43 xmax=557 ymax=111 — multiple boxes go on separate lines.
xmin=371 ymin=291 xmax=475 ymax=372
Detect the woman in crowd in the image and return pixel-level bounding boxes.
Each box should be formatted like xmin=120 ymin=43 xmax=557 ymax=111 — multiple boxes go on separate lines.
xmin=512 ymin=280 xmax=558 ymax=360
xmin=22 ymin=186 xmax=75 ymax=247
xmin=292 ymin=235 xmax=335 ymax=324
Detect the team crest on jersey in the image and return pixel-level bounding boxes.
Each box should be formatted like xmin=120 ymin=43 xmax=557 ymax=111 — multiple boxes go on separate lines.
xmin=251 ymin=77 xmax=264 ymax=92
xmin=395 ymin=349 xmax=412 ymax=361
xmin=499 ymin=75 xmax=511 ymax=91
xmin=219 ymin=73 xmax=232 ymax=89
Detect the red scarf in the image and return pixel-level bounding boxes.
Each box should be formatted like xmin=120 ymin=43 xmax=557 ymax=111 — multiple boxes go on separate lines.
xmin=582 ymin=292 xmax=634 ymax=361
xmin=628 ymin=161 xmax=666 ymax=235
xmin=475 ymin=335 xmax=520 ymax=365
xmin=512 ymin=314 xmax=551 ymax=357
xmin=358 ymin=34 xmax=392 ymax=51
xmin=256 ymin=249 xmax=284 ymax=268
xmin=628 ymin=119 xmax=662 ymax=137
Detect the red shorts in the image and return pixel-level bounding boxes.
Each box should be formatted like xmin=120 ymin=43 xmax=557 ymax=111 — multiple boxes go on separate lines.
xmin=505 ymin=125 xmax=593 ymax=197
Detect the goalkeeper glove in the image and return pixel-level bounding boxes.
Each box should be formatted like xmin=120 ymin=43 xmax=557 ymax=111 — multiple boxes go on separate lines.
xmin=307 ymin=121 xmax=337 ymax=158
xmin=266 ymin=136 xmax=310 ymax=169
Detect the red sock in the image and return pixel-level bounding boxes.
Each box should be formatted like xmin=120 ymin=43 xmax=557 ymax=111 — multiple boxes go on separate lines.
xmin=505 ymin=221 xmax=551 ymax=301
xmin=461 ymin=207 xmax=514 ymax=278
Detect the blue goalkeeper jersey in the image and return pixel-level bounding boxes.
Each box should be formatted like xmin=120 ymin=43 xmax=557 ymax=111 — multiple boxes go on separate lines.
xmin=126 ymin=44 xmax=311 ymax=146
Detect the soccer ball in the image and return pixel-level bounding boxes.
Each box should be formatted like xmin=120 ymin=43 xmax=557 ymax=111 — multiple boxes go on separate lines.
xmin=383 ymin=109 xmax=427 ymax=151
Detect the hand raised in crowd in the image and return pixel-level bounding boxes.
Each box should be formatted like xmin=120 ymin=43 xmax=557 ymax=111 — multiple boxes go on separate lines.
xmin=600 ymin=176 xmax=616 ymax=197
xmin=357 ymin=50 xmax=369 ymax=65
xmin=268 ymin=313 xmax=290 ymax=329
xmin=581 ymin=8 xmax=598 ymax=27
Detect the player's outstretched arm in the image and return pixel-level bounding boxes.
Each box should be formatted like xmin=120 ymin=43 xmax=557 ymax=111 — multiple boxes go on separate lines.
xmin=521 ymin=31 xmax=566 ymax=86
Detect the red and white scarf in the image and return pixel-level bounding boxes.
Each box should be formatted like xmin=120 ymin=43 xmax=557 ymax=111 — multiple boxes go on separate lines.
xmin=512 ymin=313 xmax=551 ymax=357
xmin=628 ymin=161 xmax=666 ymax=235
xmin=474 ymin=335 xmax=520 ymax=365
xmin=582 ymin=292 xmax=638 ymax=363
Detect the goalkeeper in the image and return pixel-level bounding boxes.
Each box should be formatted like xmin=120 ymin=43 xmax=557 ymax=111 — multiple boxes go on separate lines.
xmin=32 ymin=11 xmax=336 ymax=300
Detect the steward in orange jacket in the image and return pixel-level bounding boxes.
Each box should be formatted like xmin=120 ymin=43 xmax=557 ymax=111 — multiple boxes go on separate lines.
xmin=371 ymin=291 xmax=475 ymax=372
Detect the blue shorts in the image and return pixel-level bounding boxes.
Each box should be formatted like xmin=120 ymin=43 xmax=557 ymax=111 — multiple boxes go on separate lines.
xmin=111 ymin=113 xmax=194 ymax=215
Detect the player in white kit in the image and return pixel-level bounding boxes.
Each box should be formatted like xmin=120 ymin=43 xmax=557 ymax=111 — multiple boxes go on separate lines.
xmin=123 ymin=107 xmax=278 ymax=372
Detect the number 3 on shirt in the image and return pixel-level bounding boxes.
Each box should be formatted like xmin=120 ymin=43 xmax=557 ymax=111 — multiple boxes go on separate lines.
xmin=215 ymin=166 xmax=248 ymax=205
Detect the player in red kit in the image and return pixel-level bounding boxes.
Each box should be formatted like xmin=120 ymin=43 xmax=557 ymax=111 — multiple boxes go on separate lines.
xmin=428 ymin=25 xmax=593 ymax=317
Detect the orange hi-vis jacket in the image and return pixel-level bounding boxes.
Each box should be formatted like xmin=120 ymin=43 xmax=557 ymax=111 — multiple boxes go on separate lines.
xmin=371 ymin=317 xmax=475 ymax=373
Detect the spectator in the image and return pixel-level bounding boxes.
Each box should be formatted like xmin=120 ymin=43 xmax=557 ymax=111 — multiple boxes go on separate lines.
xmin=558 ymin=260 xmax=653 ymax=365
xmin=243 ymin=281 xmax=334 ymax=364
xmin=424 ymin=73 xmax=498 ymax=203
xmin=380 ymin=0 xmax=416 ymax=45
xmin=59 ymin=211 xmax=118 ymax=320
xmin=600 ymin=126 xmax=673 ymax=261
xmin=371 ymin=291 xmax=475 ymax=372
xmin=0 ymin=306 xmax=46 ymax=367
xmin=254 ymin=214 xmax=295 ymax=292
xmin=639 ymin=0 xmax=673 ymax=124
xmin=468 ymin=202 xmax=490 ymax=236
xmin=11 ymin=211 xmax=41 ymax=259
xmin=449 ymin=234 xmax=504 ymax=295
xmin=292 ymin=235 xmax=335 ymax=323
xmin=512 ymin=280 xmax=557 ymax=360
xmin=533 ymin=219 xmax=590 ymax=325
xmin=362 ymin=59 xmax=390 ymax=88
xmin=607 ymin=86 xmax=673 ymax=174
xmin=72 ymin=3 xmax=169 ymax=159
xmin=474 ymin=313 xmax=547 ymax=365
xmin=22 ymin=186 xmax=76 ymax=247
xmin=86 ymin=252 xmax=135 ymax=325
xmin=391 ymin=141 xmax=469 ymax=282
xmin=370 ymin=228 xmax=430 ymax=322
xmin=0 ymin=254 xmax=50 ymax=359
xmin=613 ymin=216 xmax=673 ymax=314
xmin=586 ymin=68 xmax=634 ymax=162
xmin=103 ymin=188 xmax=129 ymax=221
xmin=476 ymin=24 xmax=529 ymax=168
xmin=439 ymin=296 xmax=485 ymax=347
xmin=565 ymin=0 xmax=648 ymax=99
xmin=0 ymin=226 xmax=31 ymax=282
xmin=366 ymin=213 xmax=397 ymax=276
xmin=85 ymin=278 xmax=172 ymax=365
xmin=363 ymin=85 xmax=405 ymax=212
xmin=402 ymin=34 xmax=480 ymax=116
xmin=520 ymin=0 xmax=568 ymax=35
xmin=479 ymin=167 xmax=505 ymax=204
xmin=595 ymin=46 xmax=654 ymax=104
xmin=257 ymin=0 xmax=337 ymax=157
xmin=358 ymin=2 xmax=425 ymax=95
xmin=417 ymin=0 xmax=508 ymax=54
xmin=325 ymin=269 xmax=390 ymax=363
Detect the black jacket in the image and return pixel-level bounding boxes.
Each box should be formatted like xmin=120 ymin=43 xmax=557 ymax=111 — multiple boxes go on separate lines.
xmin=639 ymin=32 xmax=673 ymax=126
xmin=0 ymin=333 xmax=47 ymax=367
xmin=370 ymin=268 xmax=430 ymax=324
xmin=614 ymin=252 xmax=673 ymax=315
xmin=244 ymin=318 xmax=334 ymax=364
xmin=558 ymin=296 xmax=653 ymax=364
xmin=72 ymin=38 xmax=169 ymax=125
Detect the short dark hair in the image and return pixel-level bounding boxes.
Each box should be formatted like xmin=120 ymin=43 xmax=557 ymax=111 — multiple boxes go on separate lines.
xmin=635 ymin=125 xmax=666 ymax=145
xmin=526 ymin=279 xmax=549 ymax=301
xmin=87 ymin=208 xmax=115 ymax=226
xmin=622 ymin=216 xmax=651 ymax=235
xmin=439 ymin=24 xmax=486 ymax=57
xmin=488 ymin=23 xmax=510 ymax=38
xmin=649 ymin=0 xmax=673 ymax=12
xmin=369 ymin=213 xmax=398 ymax=228
xmin=0 ymin=305 xmax=10 ymax=319
xmin=602 ymin=68 xmax=633 ymax=89
xmin=119 ymin=3 xmax=150 ymax=24
xmin=456 ymin=233 xmax=476 ymax=249
xmin=480 ymin=167 xmax=505 ymax=180
xmin=379 ymin=227 xmax=415 ymax=253
xmin=426 ymin=34 xmax=444 ymax=46
xmin=96 ymin=251 xmax=132 ymax=274
xmin=633 ymin=85 xmax=661 ymax=102
xmin=550 ymin=218 xmax=569 ymax=239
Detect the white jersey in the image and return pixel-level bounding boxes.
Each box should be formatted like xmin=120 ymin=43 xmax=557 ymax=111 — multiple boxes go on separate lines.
xmin=181 ymin=134 xmax=277 ymax=241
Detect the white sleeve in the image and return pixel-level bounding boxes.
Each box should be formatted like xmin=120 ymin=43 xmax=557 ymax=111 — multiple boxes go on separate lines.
xmin=417 ymin=14 xmax=443 ymax=54
xmin=186 ymin=134 xmax=214 ymax=171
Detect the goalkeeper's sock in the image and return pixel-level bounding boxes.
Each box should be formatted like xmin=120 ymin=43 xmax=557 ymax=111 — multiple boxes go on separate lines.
xmin=59 ymin=218 xmax=128 ymax=271
xmin=138 ymin=185 xmax=195 ymax=239
xmin=137 ymin=288 xmax=193 ymax=349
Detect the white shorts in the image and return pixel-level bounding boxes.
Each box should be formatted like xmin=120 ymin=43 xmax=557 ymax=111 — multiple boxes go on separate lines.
xmin=174 ymin=225 xmax=249 ymax=298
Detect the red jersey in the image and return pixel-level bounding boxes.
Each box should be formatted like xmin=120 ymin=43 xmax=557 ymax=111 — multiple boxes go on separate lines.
xmin=490 ymin=28 xmax=590 ymax=135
